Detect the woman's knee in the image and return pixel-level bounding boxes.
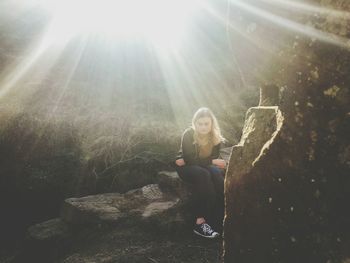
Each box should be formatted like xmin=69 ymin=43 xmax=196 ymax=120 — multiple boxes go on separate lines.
xmin=191 ymin=166 xmax=213 ymax=183
xmin=175 ymin=165 xmax=211 ymax=184
xmin=176 ymin=165 xmax=208 ymax=175
xmin=207 ymin=165 xmax=224 ymax=176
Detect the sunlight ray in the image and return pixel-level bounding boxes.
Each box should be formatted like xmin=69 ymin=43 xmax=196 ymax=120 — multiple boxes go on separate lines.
xmin=225 ymin=4 xmax=247 ymax=90
xmin=0 ymin=44 xmax=46 ymax=99
xmin=153 ymin=49 xmax=210 ymax=125
xmin=199 ymin=1 xmax=282 ymax=56
xmin=260 ymin=0 xmax=350 ymax=19
xmin=0 ymin=18 xmax=73 ymax=101
xmin=17 ymin=37 xmax=89 ymax=162
xmin=230 ymin=0 xmax=350 ymax=50
xmin=196 ymin=2 xmax=255 ymax=88
xmin=48 ymin=37 xmax=88 ymax=117
xmin=199 ymin=1 xmax=257 ymax=47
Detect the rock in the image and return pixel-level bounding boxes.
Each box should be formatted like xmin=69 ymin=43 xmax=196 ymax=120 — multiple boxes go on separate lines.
xmin=61 ymin=183 xmax=186 ymax=227
xmin=220 ymin=146 xmax=233 ymax=164
xmin=140 ymin=184 xmax=164 ymax=200
xmin=156 ymin=170 xmax=190 ymax=200
xmin=142 ymin=200 xmax=179 ymax=218
xmin=61 ymin=192 xmax=125 ymax=225
xmin=62 ymin=253 xmax=116 ymax=263
xmin=24 ymin=171 xmax=192 ymax=262
xmin=27 ymin=218 xmax=70 ymax=242
xmin=223 ymin=1 xmax=350 ymax=262
xmin=235 ymin=106 xmax=283 ymax=169
xmin=224 ymin=105 xmax=285 ymax=262
xmin=21 ymin=218 xmax=72 ymax=263
xmin=259 ymin=84 xmax=280 ymax=106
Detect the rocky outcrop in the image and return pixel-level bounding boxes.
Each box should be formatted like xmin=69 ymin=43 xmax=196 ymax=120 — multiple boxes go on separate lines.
xmin=223 ymin=1 xmax=350 ymax=262
xmin=226 ymin=106 xmax=283 ymax=180
xmin=61 ymin=184 xmax=182 ymax=226
xmin=27 ymin=171 xmax=190 ymax=244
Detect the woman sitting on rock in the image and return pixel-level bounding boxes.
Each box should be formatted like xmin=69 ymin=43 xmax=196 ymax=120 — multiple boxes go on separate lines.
xmin=175 ymin=107 xmax=226 ymax=239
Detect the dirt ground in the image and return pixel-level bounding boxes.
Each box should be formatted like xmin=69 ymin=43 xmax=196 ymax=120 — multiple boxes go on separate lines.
xmin=60 ymin=224 xmax=223 ymax=263
xmin=2 ymin=223 xmax=223 ymax=263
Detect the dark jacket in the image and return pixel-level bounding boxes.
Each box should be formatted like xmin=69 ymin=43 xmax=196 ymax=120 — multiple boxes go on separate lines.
xmin=176 ymin=127 xmax=221 ymax=166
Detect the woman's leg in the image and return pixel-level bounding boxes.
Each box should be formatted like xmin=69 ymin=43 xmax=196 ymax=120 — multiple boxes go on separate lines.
xmin=206 ymin=165 xmax=224 ymax=194
xmin=205 ymin=165 xmax=225 ymax=232
xmin=175 ymin=165 xmax=216 ymax=220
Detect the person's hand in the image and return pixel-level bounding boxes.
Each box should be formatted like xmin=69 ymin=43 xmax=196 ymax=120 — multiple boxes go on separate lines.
xmin=212 ymin=159 xmax=226 ymax=169
xmin=175 ymin=158 xmax=185 ymax=166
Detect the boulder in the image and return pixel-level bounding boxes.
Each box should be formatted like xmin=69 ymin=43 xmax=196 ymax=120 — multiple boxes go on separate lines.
xmin=156 ymin=170 xmax=190 ymax=200
xmin=59 ymin=171 xmax=192 ymax=230
xmin=61 ymin=184 xmax=184 ymax=226
xmin=24 ymin=170 xmax=192 ymax=262
xmin=223 ymin=0 xmax=350 ymax=262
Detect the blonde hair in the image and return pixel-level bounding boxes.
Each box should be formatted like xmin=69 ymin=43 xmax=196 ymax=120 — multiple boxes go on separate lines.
xmin=191 ymin=107 xmax=224 ymax=146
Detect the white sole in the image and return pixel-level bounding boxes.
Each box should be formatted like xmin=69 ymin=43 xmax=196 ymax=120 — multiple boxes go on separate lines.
xmin=193 ymin=230 xmax=220 ymax=239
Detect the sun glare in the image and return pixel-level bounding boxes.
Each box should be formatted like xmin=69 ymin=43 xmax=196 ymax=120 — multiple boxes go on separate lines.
xmin=38 ymin=0 xmax=196 ymax=48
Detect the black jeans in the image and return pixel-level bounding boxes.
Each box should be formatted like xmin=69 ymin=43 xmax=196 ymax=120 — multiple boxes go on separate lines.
xmin=175 ymin=164 xmax=224 ymax=228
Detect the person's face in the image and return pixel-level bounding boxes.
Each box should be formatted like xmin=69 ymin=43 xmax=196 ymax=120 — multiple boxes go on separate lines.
xmin=195 ymin=117 xmax=212 ymax=135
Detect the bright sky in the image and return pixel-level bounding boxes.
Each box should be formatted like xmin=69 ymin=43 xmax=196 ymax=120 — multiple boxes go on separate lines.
xmin=13 ymin=0 xmax=198 ymax=49
xmin=0 ymin=0 xmax=348 ymax=117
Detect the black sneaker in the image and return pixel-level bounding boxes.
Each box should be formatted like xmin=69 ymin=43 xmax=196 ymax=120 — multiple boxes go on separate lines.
xmin=193 ymin=223 xmax=220 ymax=239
